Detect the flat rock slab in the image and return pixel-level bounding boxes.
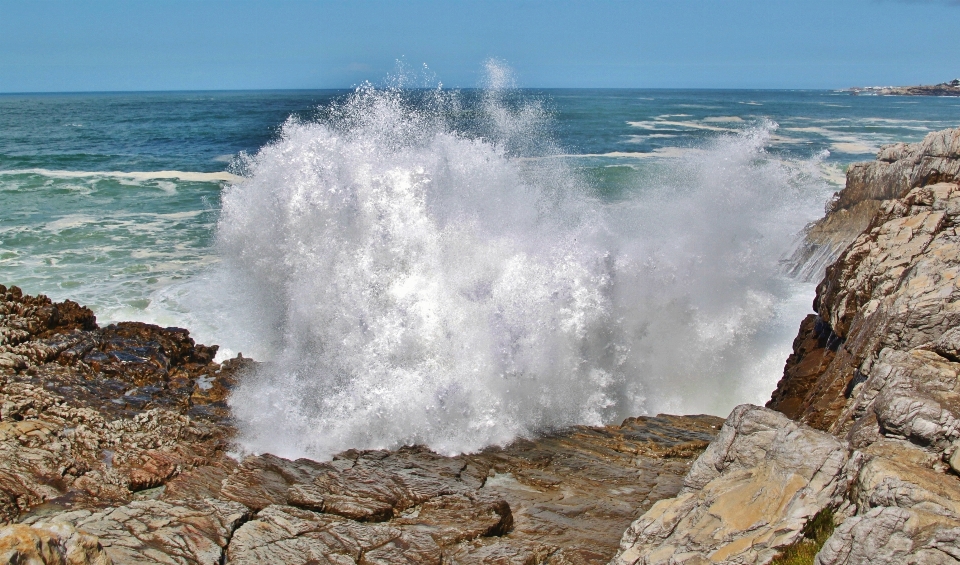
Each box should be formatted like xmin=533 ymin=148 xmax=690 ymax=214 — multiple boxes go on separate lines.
xmin=179 ymin=414 xmax=722 ymax=565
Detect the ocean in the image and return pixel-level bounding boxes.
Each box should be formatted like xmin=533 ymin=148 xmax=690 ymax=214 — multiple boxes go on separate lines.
xmin=2 ymin=77 xmax=958 ymax=458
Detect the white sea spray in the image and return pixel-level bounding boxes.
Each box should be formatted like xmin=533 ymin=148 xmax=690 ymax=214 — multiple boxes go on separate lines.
xmin=199 ymin=68 xmax=831 ymax=460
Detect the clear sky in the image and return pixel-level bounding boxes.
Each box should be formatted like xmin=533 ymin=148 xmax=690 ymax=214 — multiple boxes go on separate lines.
xmin=2 ymin=0 xmax=959 ymax=93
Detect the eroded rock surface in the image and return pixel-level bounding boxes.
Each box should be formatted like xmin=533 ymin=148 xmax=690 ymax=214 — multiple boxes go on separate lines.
xmin=0 ymin=283 xmax=723 ymax=564
xmin=787 ymin=128 xmax=960 ymax=281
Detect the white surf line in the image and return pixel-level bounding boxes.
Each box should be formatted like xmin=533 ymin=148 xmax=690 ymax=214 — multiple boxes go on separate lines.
xmin=627 ymin=119 xmax=738 ymax=133
xmin=521 ymin=148 xmax=708 ymax=160
xmin=0 ymin=168 xmax=244 ymax=183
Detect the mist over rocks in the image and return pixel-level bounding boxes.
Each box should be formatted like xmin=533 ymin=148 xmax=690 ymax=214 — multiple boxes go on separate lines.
xmin=198 ymin=77 xmax=833 ymax=462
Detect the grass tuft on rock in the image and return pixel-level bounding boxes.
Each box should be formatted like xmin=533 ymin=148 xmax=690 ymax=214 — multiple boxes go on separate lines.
xmin=771 ymin=508 xmax=835 ymax=565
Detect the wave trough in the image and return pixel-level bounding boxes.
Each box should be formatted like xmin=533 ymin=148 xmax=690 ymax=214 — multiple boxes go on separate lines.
xmin=211 ymin=76 xmax=831 ymax=460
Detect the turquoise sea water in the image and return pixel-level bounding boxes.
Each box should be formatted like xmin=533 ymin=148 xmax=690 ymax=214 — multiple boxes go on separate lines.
xmin=1 ymin=87 xmax=957 ymax=455
xmin=2 ymin=89 xmax=956 ymax=320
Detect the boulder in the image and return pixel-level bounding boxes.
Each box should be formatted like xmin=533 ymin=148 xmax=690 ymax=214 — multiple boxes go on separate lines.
xmin=612 ymin=405 xmax=851 ymax=565
xmin=0 ymin=521 xmax=111 ymax=565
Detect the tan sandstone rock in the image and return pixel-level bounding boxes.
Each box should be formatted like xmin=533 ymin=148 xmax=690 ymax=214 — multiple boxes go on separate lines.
xmin=0 ymin=521 xmax=111 ymax=565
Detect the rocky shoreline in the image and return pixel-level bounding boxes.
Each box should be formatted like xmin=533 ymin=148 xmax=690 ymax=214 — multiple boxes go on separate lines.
xmin=846 ymin=79 xmax=960 ymax=96
xmin=0 ymin=286 xmax=722 ymax=564
xmin=614 ymin=126 xmax=960 ymax=564
xmin=3 ymin=127 xmax=960 ymax=564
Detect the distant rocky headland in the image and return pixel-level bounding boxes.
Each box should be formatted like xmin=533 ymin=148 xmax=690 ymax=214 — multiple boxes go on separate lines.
xmin=2 ymin=127 xmax=960 ymax=564
xmin=846 ymin=79 xmax=960 ymax=96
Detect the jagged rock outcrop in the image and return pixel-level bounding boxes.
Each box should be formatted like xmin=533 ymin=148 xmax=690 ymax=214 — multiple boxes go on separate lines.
xmin=768 ymin=129 xmax=960 ymax=563
xmin=616 ymin=127 xmax=960 ymax=565
xmin=0 ymin=283 xmax=723 ymax=564
xmin=787 ymin=128 xmax=960 ymax=282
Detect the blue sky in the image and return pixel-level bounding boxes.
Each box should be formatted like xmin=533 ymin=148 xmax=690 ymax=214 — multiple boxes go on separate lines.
xmin=1 ymin=0 xmax=959 ymax=92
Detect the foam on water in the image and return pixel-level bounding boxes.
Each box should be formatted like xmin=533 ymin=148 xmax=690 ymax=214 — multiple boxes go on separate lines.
xmin=0 ymin=168 xmax=242 ymax=183
xmin=200 ymin=67 xmax=833 ymax=461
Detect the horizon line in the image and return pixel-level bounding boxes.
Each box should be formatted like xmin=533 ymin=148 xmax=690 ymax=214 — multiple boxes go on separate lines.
xmin=0 ymin=86 xmax=854 ymax=96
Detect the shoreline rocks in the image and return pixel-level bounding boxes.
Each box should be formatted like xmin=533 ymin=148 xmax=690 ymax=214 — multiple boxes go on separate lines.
xmin=612 ymin=405 xmax=854 ymax=565
xmin=0 ymin=283 xmax=723 ymax=564
xmin=846 ymin=79 xmax=960 ymax=97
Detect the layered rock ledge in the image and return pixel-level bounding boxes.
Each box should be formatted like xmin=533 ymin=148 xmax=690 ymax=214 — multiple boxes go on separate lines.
xmin=0 ymin=284 xmax=722 ymax=564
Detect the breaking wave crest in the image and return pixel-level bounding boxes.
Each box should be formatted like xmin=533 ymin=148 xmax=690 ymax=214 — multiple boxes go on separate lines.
xmin=211 ymin=66 xmax=830 ymax=459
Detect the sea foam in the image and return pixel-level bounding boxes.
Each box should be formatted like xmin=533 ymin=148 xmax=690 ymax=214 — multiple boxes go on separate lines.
xmin=0 ymin=168 xmax=242 ymax=183
xmin=211 ymin=68 xmax=831 ymax=460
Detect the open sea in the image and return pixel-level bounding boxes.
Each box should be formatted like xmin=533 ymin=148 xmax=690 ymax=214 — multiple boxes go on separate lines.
xmin=2 ymin=80 xmax=958 ymax=458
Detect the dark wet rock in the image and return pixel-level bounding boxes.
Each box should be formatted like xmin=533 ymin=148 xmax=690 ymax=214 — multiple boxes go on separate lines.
xmin=186 ymin=415 xmax=721 ymax=564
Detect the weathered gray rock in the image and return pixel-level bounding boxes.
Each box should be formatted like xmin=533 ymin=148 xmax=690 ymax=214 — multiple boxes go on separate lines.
xmin=764 ymin=131 xmax=960 ymax=565
xmin=845 ymin=348 xmax=960 ymax=450
xmin=787 ymin=128 xmax=960 ymax=283
xmin=770 ymin=181 xmax=960 ymax=433
xmin=227 ymin=504 xmax=442 ymax=565
xmin=816 ymin=506 xmax=960 ymax=565
xmin=612 ymin=405 xmax=851 ymax=565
